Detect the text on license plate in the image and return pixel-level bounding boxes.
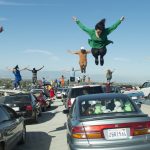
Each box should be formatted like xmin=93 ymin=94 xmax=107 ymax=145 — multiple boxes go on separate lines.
xmin=107 ymin=128 xmax=127 ymax=139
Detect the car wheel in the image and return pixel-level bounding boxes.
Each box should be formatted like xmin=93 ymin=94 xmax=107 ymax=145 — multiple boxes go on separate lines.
xmin=33 ymin=112 xmax=38 ymax=123
xmin=18 ymin=126 xmax=26 ymax=144
xmin=0 ymin=143 xmax=4 ymax=150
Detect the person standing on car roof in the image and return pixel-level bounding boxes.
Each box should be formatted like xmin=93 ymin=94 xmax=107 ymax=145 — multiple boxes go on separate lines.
xmin=7 ymin=65 xmax=27 ymax=90
xmin=72 ymin=16 xmax=125 ymax=66
xmin=26 ymin=66 xmax=44 ymax=85
xmin=106 ymin=69 xmax=115 ymax=83
xmin=70 ymin=67 xmax=80 ymax=82
xmin=68 ymin=47 xmax=91 ymax=73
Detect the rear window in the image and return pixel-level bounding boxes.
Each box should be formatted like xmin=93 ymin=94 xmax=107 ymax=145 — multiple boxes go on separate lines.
xmin=70 ymin=86 xmax=103 ymax=98
xmin=79 ymin=97 xmax=137 ymax=116
xmin=4 ymin=95 xmax=31 ymax=104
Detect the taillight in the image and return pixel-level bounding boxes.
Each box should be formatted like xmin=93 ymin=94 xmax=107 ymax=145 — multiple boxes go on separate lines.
xmin=133 ymin=121 xmax=150 ymax=136
xmin=26 ymin=105 xmax=32 ymax=111
xmin=71 ymin=126 xmax=103 ymax=139
xmin=67 ymin=99 xmax=71 ymax=108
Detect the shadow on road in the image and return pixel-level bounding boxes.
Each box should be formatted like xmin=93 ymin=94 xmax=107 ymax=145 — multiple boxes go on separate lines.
xmin=14 ymin=131 xmax=55 ymax=150
xmin=48 ymin=123 xmax=66 ymax=133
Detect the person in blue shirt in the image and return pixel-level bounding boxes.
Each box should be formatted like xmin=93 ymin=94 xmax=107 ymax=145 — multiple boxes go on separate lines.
xmin=7 ymin=65 xmax=27 ymax=90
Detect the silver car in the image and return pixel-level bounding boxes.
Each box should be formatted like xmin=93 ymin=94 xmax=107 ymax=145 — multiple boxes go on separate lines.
xmin=63 ymin=93 xmax=150 ymax=150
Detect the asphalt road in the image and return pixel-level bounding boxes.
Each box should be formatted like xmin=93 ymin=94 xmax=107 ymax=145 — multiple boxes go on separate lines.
xmin=14 ymin=99 xmax=68 ymax=150
xmin=14 ymin=99 xmax=150 ymax=150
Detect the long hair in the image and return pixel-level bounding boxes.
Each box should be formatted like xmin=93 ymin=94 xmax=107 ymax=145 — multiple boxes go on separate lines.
xmin=95 ymin=18 xmax=106 ymax=31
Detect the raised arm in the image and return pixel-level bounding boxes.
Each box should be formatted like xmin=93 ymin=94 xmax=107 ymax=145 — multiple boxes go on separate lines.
xmin=106 ymin=16 xmax=125 ymax=35
xmin=6 ymin=67 xmax=13 ymax=71
xmin=72 ymin=16 xmax=93 ymax=35
xmin=37 ymin=65 xmax=44 ymax=71
xmin=20 ymin=67 xmax=28 ymax=71
xmin=86 ymin=50 xmax=91 ymax=54
xmin=26 ymin=68 xmax=32 ymax=71
xmin=67 ymin=50 xmax=79 ymax=55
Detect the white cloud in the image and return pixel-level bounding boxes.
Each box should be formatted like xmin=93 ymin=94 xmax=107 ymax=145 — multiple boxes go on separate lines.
xmin=113 ymin=57 xmax=130 ymax=62
xmin=23 ymin=49 xmax=59 ymax=61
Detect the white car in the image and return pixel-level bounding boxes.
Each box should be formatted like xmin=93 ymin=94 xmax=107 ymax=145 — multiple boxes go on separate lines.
xmin=66 ymin=84 xmax=104 ymax=109
xmin=137 ymin=81 xmax=150 ymax=99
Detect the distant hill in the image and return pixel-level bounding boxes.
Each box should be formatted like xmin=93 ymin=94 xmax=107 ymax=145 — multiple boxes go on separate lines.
xmin=0 ymin=69 xmax=146 ymax=84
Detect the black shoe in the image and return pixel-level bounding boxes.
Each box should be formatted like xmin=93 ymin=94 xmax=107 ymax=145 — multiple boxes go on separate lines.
xmin=100 ymin=57 xmax=104 ymax=66
xmin=95 ymin=58 xmax=99 ymax=65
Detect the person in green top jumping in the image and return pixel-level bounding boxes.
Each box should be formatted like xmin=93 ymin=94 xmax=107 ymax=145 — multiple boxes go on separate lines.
xmin=72 ymin=16 xmax=125 ymax=66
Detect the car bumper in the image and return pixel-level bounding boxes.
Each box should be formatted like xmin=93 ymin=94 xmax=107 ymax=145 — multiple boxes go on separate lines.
xmin=69 ymin=143 xmax=150 ymax=150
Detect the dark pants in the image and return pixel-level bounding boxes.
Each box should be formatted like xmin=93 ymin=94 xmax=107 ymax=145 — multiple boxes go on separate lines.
xmin=91 ymin=47 xmax=107 ymax=59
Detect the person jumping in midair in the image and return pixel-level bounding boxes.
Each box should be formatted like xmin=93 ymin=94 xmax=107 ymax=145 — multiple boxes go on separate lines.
xmin=68 ymin=46 xmax=91 ymax=73
xmin=26 ymin=66 xmax=44 ymax=85
xmin=72 ymin=16 xmax=125 ymax=66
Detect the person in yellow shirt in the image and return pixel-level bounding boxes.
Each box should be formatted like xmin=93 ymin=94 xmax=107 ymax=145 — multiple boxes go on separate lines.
xmin=68 ymin=47 xmax=91 ymax=73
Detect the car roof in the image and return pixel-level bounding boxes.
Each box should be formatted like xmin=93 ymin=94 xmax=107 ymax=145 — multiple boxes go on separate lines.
xmin=76 ymin=93 xmax=128 ymax=101
xmin=70 ymin=84 xmax=102 ymax=89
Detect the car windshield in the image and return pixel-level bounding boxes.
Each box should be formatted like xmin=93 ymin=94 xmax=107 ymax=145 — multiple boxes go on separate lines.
xmin=71 ymin=86 xmax=103 ymax=98
xmin=79 ymin=97 xmax=137 ymax=116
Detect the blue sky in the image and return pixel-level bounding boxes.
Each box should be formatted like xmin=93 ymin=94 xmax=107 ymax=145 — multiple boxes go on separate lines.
xmin=0 ymin=0 xmax=150 ymax=82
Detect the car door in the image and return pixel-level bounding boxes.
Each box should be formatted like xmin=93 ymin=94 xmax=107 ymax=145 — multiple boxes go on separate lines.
xmin=2 ymin=105 xmax=22 ymax=148
xmin=67 ymin=100 xmax=77 ymax=140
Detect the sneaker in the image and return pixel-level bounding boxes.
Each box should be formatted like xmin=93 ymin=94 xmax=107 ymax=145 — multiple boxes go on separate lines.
xmin=95 ymin=58 xmax=99 ymax=65
xmin=100 ymin=57 xmax=104 ymax=66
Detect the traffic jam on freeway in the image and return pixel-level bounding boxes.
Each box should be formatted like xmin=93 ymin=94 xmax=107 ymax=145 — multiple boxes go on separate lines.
xmin=0 ymin=81 xmax=150 ymax=150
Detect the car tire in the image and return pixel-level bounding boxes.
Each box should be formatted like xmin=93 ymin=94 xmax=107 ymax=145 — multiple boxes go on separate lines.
xmin=0 ymin=143 xmax=4 ymax=150
xmin=18 ymin=126 xmax=26 ymax=144
xmin=33 ymin=112 xmax=38 ymax=123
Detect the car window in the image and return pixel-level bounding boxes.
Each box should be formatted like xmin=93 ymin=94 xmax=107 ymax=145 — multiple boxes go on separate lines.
xmin=79 ymin=97 xmax=137 ymax=116
xmin=69 ymin=100 xmax=76 ymax=117
xmin=4 ymin=95 xmax=31 ymax=104
xmin=142 ymin=82 xmax=148 ymax=88
xmin=3 ymin=105 xmax=17 ymax=119
xmin=70 ymin=86 xmax=103 ymax=98
xmin=0 ymin=106 xmax=10 ymax=122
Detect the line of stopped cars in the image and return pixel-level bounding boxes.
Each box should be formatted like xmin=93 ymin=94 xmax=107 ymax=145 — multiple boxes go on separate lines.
xmin=62 ymin=84 xmax=150 ymax=150
xmin=0 ymin=87 xmax=54 ymax=150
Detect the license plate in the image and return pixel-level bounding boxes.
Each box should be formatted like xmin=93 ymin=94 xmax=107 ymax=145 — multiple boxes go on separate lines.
xmin=132 ymin=96 xmax=137 ymax=100
xmin=107 ymin=128 xmax=127 ymax=140
xmin=12 ymin=107 xmax=20 ymax=111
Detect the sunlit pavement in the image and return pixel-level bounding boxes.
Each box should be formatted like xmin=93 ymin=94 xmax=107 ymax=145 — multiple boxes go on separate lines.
xmin=14 ymin=99 xmax=68 ymax=150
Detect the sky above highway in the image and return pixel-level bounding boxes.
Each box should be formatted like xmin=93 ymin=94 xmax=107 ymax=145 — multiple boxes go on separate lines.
xmin=0 ymin=0 xmax=150 ymax=82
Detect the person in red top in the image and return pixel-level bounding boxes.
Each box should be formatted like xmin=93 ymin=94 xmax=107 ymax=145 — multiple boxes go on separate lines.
xmin=49 ymin=87 xmax=55 ymax=100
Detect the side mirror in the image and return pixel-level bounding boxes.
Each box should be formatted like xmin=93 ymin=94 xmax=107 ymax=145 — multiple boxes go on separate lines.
xmin=63 ymin=109 xmax=69 ymax=114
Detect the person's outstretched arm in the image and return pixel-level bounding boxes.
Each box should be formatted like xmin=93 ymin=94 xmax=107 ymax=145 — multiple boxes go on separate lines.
xmin=67 ymin=50 xmax=79 ymax=55
xmin=6 ymin=67 xmax=13 ymax=71
xmin=26 ymin=68 xmax=32 ymax=71
xmin=72 ymin=16 xmax=92 ymax=35
xmin=37 ymin=65 xmax=44 ymax=71
xmin=20 ymin=67 xmax=28 ymax=71
xmin=106 ymin=16 xmax=125 ymax=35
xmin=86 ymin=50 xmax=91 ymax=54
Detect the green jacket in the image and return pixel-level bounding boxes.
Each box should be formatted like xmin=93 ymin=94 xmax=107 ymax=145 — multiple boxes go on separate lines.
xmin=76 ymin=20 xmax=122 ymax=49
